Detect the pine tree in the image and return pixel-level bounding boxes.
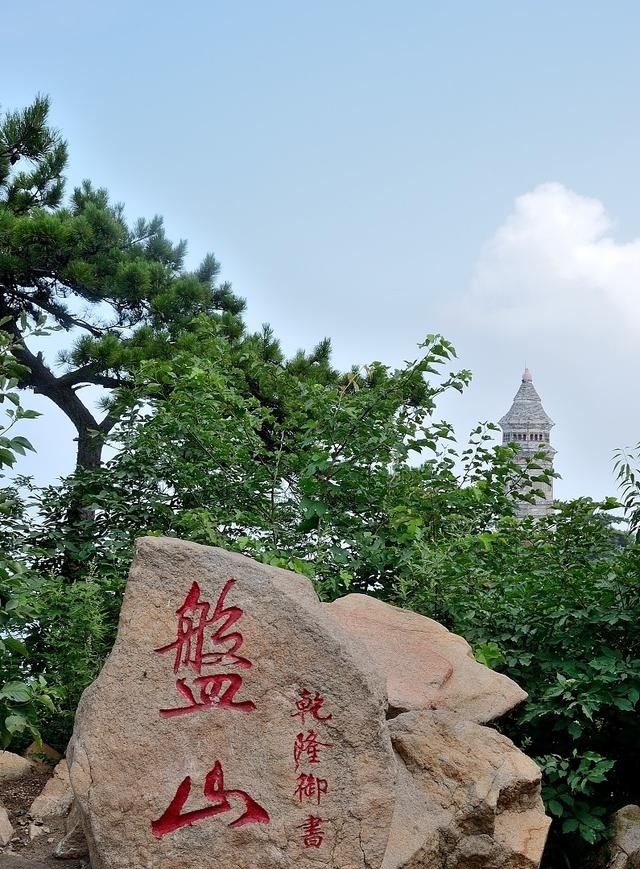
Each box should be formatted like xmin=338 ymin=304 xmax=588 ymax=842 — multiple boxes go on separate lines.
xmin=0 ymin=96 xmax=247 ymax=470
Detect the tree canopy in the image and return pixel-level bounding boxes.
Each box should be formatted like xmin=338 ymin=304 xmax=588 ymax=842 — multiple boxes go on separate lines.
xmin=0 ymin=95 xmax=260 ymax=469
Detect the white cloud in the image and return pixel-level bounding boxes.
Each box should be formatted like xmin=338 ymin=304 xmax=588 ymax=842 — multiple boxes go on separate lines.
xmin=463 ymin=182 xmax=640 ymax=339
xmin=438 ymin=183 xmax=640 ymax=503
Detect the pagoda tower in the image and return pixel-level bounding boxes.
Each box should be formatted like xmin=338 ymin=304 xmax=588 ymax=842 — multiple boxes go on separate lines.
xmin=499 ymin=368 xmax=556 ymax=518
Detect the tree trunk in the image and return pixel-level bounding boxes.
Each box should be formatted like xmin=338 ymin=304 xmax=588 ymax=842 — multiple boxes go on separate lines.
xmin=61 ymin=429 xmax=105 ymax=581
xmin=76 ymin=427 xmax=105 ymax=472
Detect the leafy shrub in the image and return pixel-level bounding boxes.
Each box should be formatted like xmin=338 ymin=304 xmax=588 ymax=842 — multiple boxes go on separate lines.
xmin=0 ymin=321 xmax=57 ymax=748
xmin=403 ymin=500 xmax=640 ymax=864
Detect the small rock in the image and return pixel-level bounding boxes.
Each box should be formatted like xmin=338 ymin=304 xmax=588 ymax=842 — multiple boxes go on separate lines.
xmin=382 ymin=709 xmax=550 ymax=868
xmin=0 ymin=798 xmax=14 ymax=845
xmin=0 ymin=750 xmax=34 ymax=783
xmin=30 ymin=759 xmax=73 ymax=820
xmin=23 ymin=740 xmax=63 ymax=772
xmin=29 ymin=821 xmax=46 ymax=839
xmin=53 ymin=801 xmax=89 ymax=859
xmin=607 ymin=805 xmax=640 ymax=868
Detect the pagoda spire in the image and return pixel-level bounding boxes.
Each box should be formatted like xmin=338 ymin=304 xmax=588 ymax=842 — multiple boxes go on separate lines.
xmin=499 ymin=369 xmax=556 ymax=518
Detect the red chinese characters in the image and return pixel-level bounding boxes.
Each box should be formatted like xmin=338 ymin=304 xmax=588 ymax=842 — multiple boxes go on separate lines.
xmin=291 ymin=689 xmax=332 ymax=725
xmin=294 ymin=773 xmax=329 ymax=805
xmin=155 ymin=578 xmax=255 ymax=717
xmin=299 ymin=815 xmax=327 ymax=849
xmin=151 ymin=760 xmax=269 ymax=838
xmin=151 ymin=577 xmax=270 ymax=840
xmin=290 ymin=688 xmax=334 ymax=849
xmin=293 ymin=729 xmax=332 ymax=771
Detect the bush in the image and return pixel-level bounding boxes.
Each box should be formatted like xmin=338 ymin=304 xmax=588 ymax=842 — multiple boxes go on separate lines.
xmin=402 ymin=499 xmax=640 ymax=863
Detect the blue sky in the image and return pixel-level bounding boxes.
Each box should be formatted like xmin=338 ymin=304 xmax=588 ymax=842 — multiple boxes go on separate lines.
xmin=2 ymin=1 xmax=639 ymax=499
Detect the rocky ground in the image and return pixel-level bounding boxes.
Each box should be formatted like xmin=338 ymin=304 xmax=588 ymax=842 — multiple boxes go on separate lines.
xmin=0 ymin=758 xmax=85 ymax=869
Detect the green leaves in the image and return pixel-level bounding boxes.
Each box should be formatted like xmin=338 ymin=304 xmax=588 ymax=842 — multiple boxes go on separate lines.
xmin=473 ymin=642 xmax=505 ymax=669
xmin=0 ymin=94 xmax=67 ymax=211
xmin=414 ymin=499 xmax=640 ymax=856
xmin=0 ymin=671 xmax=58 ymax=750
xmin=537 ymin=752 xmax=615 ymax=844
xmin=4 ymin=712 xmax=28 ymax=735
xmin=0 ymin=96 xmax=252 ymax=479
xmin=613 ymin=443 xmax=640 ymax=536
xmin=0 ymin=681 xmax=31 ymax=702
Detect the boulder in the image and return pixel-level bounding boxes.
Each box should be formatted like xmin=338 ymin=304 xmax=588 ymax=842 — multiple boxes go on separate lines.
xmin=607 ymin=805 xmax=640 ymax=869
xmin=29 ymin=759 xmax=74 ymax=820
xmin=327 ymin=593 xmax=550 ymax=867
xmin=382 ymin=710 xmax=550 ymax=869
xmin=68 ymin=538 xmax=396 ymax=869
xmin=325 ymin=593 xmax=527 ymax=723
xmin=0 ymin=797 xmax=14 ymax=846
xmin=0 ymin=751 xmax=33 ymax=783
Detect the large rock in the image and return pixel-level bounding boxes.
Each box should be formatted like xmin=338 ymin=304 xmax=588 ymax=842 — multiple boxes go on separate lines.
xmin=0 ymin=751 xmax=33 ymax=782
xmin=381 ymin=710 xmax=550 ymax=868
xmin=29 ymin=759 xmax=74 ymax=820
xmin=325 ymin=593 xmax=526 ymax=723
xmin=325 ymin=593 xmax=550 ymax=868
xmin=68 ymin=538 xmax=396 ymax=869
xmin=607 ymin=805 xmax=640 ymax=868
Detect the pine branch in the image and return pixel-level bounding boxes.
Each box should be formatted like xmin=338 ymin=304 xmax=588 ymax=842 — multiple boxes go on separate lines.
xmin=57 ymin=365 xmax=123 ymax=389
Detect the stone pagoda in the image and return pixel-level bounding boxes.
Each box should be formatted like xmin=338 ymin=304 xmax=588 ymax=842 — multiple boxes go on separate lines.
xmin=499 ymin=368 xmax=556 ymax=518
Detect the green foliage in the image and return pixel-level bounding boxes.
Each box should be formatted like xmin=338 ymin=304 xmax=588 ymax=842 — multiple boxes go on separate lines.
xmin=0 ymin=96 xmax=251 ymax=471
xmin=0 ymin=327 xmax=544 ymax=747
xmin=538 ymin=752 xmax=615 ymax=844
xmin=0 ymin=323 xmax=57 ymax=748
xmin=403 ymin=499 xmax=640 ymax=861
xmin=614 ymin=443 xmax=640 ymax=536
xmin=0 ymin=94 xmax=67 ymax=212
xmin=41 ymin=328 xmax=543 ymax=606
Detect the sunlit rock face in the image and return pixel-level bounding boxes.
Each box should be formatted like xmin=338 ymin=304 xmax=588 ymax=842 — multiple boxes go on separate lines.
xmin=68 ymin=538 xmax=395 ymax=869
xmin=326 ymin=594 xmax=550 ymax=869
